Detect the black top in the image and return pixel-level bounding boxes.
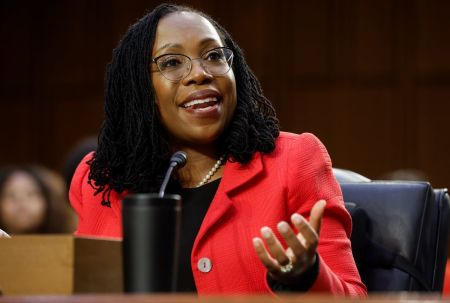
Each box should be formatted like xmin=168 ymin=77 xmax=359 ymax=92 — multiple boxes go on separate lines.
xmin=173 ymin=178 xmax=319 ymax=293
xmin=175 ymin=179 xmax=220 ymax=292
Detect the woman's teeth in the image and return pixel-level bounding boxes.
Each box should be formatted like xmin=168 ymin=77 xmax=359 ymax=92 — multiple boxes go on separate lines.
xmin=182 ymin=97 xmax=218 ymax=109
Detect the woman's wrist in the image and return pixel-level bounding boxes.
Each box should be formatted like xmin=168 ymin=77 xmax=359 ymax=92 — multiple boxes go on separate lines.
xmin=267 ymin=253 xmax=320 ymax=292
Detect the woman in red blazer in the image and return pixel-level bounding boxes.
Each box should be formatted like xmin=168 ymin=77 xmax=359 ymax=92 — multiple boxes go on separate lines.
xmin=69 ymin=4 xmax=367 ymax=296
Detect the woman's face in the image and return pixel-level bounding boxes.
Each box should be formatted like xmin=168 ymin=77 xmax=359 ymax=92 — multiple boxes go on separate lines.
xmin=0 ymin=172 xmax=47 ymax=234
xmin=151 ymin=12 xmax=237 ymax=148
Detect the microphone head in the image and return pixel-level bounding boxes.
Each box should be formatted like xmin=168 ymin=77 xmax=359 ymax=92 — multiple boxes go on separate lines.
xmin=170 ymin=151 xmax=188 ymax=168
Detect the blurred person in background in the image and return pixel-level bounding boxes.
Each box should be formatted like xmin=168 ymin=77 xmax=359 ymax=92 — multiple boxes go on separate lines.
xmin=0 ymin=165 xmax=75 ymax=235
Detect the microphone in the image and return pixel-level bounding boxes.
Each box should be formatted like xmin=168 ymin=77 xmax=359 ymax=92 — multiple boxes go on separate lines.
xmin=158 ymin=151 xmax=187 ymax=197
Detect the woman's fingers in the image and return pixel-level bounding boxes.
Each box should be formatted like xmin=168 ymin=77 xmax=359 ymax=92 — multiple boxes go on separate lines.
xmin=290 ymin=200 xmax=326 ymax=248
xmin=253 ymin=200 xmax=327 ymax=279
xmin=309 ymin=199 xmax=327 ymax=234
xmin=260 ymin=226 xmax=291 ymax=266
xmin=252 ymin=237 xmax=279 ymax=273
xmin=277 ymin=221 xmax=304 ymax=257
xmin=291 ymin=213 xmax=318 ymax=252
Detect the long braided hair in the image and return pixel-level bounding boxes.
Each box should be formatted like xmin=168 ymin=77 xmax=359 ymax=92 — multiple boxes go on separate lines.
xmin=88 ymin=4 xmax=279 ymax=202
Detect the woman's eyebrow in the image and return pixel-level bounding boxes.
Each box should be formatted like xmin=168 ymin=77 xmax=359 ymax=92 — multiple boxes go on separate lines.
xmin=154 ymin=37 xmax=221 ymax=56
xmin=199 ymin=37 xmax=219 ymax=46
xmin=155 ymin=43 xmax=183 ymax=54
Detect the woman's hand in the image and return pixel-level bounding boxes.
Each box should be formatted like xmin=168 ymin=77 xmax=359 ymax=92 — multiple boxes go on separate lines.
xmin=0 ymin=229 xmax=11 ymax=238
xmin=252 ymin=200 xmax=326 ymax=283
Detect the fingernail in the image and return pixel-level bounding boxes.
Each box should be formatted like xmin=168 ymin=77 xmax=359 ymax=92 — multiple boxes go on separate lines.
xmin=277 ymin=221 xmax=289 ymax=233
xmin=319 ymin=200 xmax=327 ymax=207
xmin=261 ymin=227 xmax=271 ymax=239
xmin=291 ymin=213 xmax=303 ymax=224
xmin=252 ymin=237 xmax=260 ymax=246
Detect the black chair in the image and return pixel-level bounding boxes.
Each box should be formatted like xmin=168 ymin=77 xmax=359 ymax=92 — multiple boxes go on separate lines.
xmin=332 ymin=168 xmax=450 ymax=292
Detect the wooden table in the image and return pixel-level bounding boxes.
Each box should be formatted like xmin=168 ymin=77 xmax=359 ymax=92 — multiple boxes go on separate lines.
xmin=0 ymin=294 xmax=447 ymax=303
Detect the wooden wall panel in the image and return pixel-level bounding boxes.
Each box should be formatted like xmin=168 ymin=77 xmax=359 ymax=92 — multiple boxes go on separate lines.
xmin=0 ymin=0 xmax=449 ymax=189
xmin=414 ymin=0 xmax=450 ymax=187
xmin=0 ymin=101 xmax=38 ymax=163
xmin=417 ymin=88 xmax=450 ymax=188
xmin=353 ymin=1 xmax=395 ymax=77
xmin=46 ymin=97 xmax=104 ymax=170
xmin=289 ymin=1 xmax=332 ymax=79
xmin=417 ymin=0 xmax=450 ymax=74
xmin=280 ymin=87 xmax=397 ymax=178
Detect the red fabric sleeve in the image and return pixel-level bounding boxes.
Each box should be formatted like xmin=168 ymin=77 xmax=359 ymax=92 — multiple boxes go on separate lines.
xmin=68 ymin=151 xmax=94 ymax=236
xmin=285 ymin=133 xmax=367 ymax=296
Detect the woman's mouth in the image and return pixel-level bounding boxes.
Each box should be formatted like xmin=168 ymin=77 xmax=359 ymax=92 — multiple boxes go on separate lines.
xmin=179 ymin=89 xmax=223 ymax=117
xmin=181 ymin=97 xmax=221 ymax=115
xmin=182 ymin=97 xmax=219 ymax=110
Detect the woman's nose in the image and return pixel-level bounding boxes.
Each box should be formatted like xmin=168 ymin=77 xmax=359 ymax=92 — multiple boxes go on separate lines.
xmin=182 ymin=59 xmax=213 ymax=85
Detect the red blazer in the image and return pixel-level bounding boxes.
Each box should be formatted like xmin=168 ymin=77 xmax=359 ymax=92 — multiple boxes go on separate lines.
xmin=69 ymin=132 xmax=367 ymax=296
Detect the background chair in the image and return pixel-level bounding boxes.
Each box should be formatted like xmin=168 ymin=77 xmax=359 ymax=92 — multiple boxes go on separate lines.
xmin=333 ymin=168 xmax=450 ymax=292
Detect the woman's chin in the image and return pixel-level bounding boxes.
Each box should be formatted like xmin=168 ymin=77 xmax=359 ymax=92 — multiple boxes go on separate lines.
xmin=182 ymin=131 xmax=223 ymax=147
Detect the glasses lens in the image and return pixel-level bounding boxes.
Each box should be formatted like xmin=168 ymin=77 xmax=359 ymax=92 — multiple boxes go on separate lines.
xmin=202 ymin=48 xmax=234 ymax=76
xmin=156 ymin=54 xmax=190 ymax=81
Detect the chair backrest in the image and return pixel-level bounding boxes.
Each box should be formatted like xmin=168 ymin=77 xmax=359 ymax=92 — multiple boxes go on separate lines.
xmin=333 ymin=169 xmax=450 ymax=292
xmin=333 ymin=168 xmax=371 ymax=183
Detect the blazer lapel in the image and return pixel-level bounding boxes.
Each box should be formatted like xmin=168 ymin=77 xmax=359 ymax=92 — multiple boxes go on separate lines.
xmin=192 ymin=152 xmax=264 ymax=250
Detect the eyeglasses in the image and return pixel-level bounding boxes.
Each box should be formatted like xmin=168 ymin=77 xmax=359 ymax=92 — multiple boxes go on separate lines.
xmin=152 ymin=47 xmax=234 ymax=82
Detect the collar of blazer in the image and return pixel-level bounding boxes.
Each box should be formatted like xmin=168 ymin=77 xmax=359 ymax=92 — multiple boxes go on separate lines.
xmin=109 ymin=152 xmax=264 ymax=228
xmin=192 ymin=151 xmax=264 ymax=252
xmin=221 ymin=151 xmax=264 ymax=195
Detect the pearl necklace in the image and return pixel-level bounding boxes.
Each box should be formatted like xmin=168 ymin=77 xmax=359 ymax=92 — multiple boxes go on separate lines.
xmin=196 ymin=155 xmax=226 ymax=187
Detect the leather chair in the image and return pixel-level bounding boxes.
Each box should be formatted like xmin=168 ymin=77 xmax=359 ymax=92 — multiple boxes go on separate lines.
xmin=333 ymin=168 xmax=450 ymax=292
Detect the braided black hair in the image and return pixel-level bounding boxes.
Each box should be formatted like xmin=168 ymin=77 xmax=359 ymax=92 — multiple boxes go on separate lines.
xmin=88 ymin=3 xmax=279 ymax=199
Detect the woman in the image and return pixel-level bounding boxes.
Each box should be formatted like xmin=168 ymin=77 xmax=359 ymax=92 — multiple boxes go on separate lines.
xmin=69 ymin=4 xmax=366 ymax=296
xmin=0 ymin=165 xmax=74 ymax=234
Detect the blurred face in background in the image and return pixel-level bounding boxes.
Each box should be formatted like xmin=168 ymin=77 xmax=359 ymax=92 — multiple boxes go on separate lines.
xmin=0 ymin=171 xmax=47 ymax=234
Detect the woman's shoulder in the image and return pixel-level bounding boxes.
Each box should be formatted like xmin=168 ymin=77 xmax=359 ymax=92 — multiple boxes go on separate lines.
xmin=70 ymin=151 xmax=95 ymax=188
xmin=260 ymin=131 xmax=333 ymax=176
xmin=69 ymin=151 xmax=97 ymax=211
xmin=273 ymin=132 xmax=329 ymax=158
xmin=276 ymin=131 xmax=324 ymax=146
xmin=69 ymin=152 xmax=123 ymax=238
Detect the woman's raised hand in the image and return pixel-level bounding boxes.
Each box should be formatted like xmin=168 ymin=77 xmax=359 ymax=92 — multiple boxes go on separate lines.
xmin=252 ymin=200 xmax=326 ymax=283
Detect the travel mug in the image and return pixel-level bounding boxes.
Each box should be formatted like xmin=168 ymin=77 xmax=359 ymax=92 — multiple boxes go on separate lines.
xmin=122 ymin=193 xmax=182 ymax=293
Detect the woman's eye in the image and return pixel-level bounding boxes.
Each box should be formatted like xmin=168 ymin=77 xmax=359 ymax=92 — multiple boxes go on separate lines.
xmin=205 ymin=51 xmax=224 ymax=61
xmin=159 ymin=56 xmax=183 ymax=69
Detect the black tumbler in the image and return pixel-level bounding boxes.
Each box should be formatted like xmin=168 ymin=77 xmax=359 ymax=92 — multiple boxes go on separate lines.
xmin=122 ymin=193 xmax=182 ymax=293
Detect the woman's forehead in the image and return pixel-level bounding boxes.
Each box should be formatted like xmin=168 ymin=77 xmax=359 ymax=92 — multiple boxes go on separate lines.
xmin=153 ymin=12 xmax=222 ymax=53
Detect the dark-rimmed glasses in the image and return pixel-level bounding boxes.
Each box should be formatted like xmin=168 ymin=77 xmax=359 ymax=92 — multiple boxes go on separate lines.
xmin=152 ymin=47 xmax=234 ymax=82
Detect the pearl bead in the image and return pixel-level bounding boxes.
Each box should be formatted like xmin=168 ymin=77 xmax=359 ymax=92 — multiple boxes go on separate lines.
xmin=196 ymin=154 xmax=226 ymax=187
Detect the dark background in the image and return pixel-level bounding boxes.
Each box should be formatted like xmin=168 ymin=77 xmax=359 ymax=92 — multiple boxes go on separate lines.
xmin=0 ymin=0 xmax=449 ymax=187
